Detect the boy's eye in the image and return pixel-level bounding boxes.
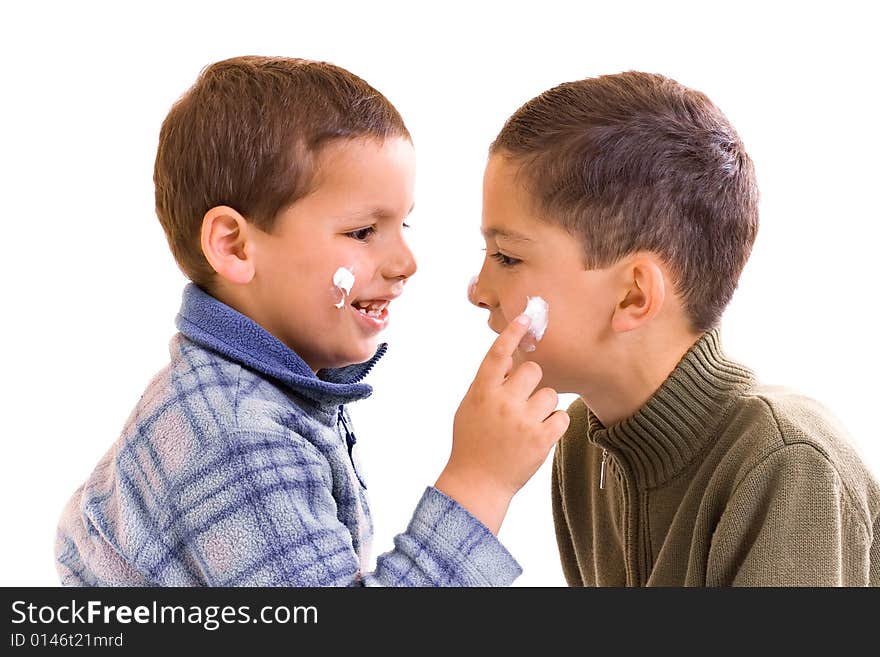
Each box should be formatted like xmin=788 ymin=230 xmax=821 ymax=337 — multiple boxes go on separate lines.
xmin=346 ymin=226 xmax=376 ymax=241
xmin=490 ymin=251 xmax=521 ymax=267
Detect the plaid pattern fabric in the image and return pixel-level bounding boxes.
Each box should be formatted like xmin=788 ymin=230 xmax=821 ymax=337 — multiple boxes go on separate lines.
xmin=55 ymin=284 xmax=521 ymax=587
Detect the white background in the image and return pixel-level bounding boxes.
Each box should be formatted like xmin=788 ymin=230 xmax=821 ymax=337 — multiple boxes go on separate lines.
xmin=2 ymin=0 xmax=878 ymax=587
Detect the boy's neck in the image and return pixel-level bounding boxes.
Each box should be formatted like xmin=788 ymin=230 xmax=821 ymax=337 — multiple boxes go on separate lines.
xmin=580 ymin=325 xmax=703 ymax=428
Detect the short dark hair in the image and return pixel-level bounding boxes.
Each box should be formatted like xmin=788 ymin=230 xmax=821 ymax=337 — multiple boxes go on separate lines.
xmin=490 ymin=71 xmax=759 ymax=332
xmin=154 ymin=56 xmax=410 ymax=285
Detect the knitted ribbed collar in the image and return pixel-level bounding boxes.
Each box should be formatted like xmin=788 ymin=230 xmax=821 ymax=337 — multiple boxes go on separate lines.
xmin=175 ymin=283 xmax=385 ymax=407
xmin=587 ymin=328 xmax=755 ymax=489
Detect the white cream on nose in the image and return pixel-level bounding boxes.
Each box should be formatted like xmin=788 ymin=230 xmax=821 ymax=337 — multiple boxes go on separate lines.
xmin=333 ymin=266 xmax=355 ymax=309
xmin=467 ymin=275 xmax=479 ymax=303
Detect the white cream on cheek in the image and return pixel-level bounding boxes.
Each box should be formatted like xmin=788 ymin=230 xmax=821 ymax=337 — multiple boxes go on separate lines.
xmin=521 ymin=296 xmax=549 ymax=352
xmin=466 ymin=273 xmax=549 ymax=352
xmin=333 ymin=266 xmax=355 ymax=309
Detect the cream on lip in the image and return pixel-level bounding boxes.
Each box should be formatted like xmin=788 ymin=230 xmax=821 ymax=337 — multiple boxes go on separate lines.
xmin=333 ymin=266 xmax=355 ymax=309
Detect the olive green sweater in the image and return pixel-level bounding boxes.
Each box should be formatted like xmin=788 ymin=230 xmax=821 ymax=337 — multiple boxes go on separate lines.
xmin=552 ymin=329 xmax=880 ymax=586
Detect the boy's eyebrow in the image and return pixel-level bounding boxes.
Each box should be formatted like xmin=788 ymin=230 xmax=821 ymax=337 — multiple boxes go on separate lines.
xmin=340 ymin=202 xmax=415 ymax=221
xmin=481 ymin=227 xmax=533 ymax=242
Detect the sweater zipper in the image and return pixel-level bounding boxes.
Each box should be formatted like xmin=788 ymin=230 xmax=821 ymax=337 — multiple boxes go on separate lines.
xmin=337 ymin=405 xmax=367 ymax=489
xmin=337 ymin=405 xmax=356 ymax=454
xmin=597 ymin=448 xmax=640 ymax=585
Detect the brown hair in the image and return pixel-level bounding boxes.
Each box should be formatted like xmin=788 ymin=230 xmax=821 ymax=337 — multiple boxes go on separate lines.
xmin=154 ymin=56 xmax=410 ymax=285
xmin=490 ymin=71 xmax=759 ymax=332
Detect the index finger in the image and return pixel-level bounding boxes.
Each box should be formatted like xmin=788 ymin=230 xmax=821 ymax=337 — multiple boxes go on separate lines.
xmin=474 ymin=314 xmax=532 ymax=384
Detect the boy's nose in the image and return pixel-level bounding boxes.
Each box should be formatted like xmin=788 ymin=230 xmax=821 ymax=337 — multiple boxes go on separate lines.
xmin=467 ymin=270 xmax=494 ymax=309
xmin=384 ymin=237 xmax=417 ymax=282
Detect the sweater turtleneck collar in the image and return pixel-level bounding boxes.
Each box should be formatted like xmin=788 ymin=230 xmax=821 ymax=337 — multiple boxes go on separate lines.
xmin=587 ymin=328 xmax=756 ymax=489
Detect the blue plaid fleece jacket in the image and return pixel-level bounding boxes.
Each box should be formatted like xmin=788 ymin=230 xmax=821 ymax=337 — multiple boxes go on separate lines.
xmin=55 ymin=284 xmax=522 ymax=586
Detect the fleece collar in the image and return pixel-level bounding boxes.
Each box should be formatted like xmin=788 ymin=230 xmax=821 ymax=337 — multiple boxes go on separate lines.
xmin=174 ymin=283 xmax=386 ymax=407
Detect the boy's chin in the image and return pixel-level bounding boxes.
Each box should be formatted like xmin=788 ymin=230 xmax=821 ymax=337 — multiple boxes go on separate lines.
xmin=334 ymin=342 xmax=380 ymax=368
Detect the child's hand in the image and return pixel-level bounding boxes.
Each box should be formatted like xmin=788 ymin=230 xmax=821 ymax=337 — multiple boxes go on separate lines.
xmin=435 ymin=314 xmax=570 ymax=534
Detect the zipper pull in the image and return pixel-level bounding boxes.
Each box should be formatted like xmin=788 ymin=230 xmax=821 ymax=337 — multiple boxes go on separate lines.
xmin=337 ymin=405 xmax=357 ymax=449
xmin=599 ymin=449 xmax=608 ymax=490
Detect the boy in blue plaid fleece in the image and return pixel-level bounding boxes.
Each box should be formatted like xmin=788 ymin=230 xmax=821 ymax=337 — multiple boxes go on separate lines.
xmin=55 ymin=56 xmax=569 ymax=586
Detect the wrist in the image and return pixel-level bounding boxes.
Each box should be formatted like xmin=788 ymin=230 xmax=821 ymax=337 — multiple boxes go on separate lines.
xmin=434 ymin=465 xmax=514 ymax=535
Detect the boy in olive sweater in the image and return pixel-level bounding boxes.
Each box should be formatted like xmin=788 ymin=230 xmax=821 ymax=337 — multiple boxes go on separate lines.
xmin=468 ymin=71 xmax=879 ymax=586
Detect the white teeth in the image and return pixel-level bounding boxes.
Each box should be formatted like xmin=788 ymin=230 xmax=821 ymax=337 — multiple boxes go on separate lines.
xmin=352 ymin=299 xmax=389 ymax=319
xmin=354 ymin=300 xmax=388 ymax=312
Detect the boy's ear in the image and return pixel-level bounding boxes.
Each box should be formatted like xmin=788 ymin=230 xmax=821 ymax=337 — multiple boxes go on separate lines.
xmin=200 ymin=206 xmax=255 ymax=285
xmin=610 ymin=255 xmax=666 ymax=333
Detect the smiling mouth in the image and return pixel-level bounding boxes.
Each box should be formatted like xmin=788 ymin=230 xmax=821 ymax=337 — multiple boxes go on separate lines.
xmin=352 ymin=299 xmax=390 ymax=318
